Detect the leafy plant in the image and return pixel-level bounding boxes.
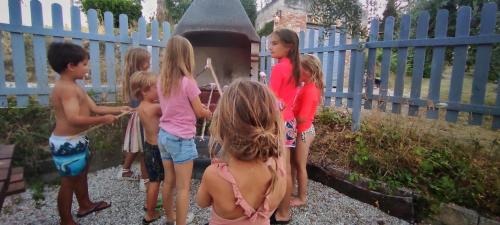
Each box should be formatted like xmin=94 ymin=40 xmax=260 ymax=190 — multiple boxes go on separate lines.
xmin=310 ymin=107 xmax=500 ymax=219
xmin=0 ymin=97 xmax=52 ymax=171
xmin=316 ymin=108 xmax=351 ymax=126
xmin=258 ymin=21 xmax=274 ymax=37
xmin=353 ymin=136 xmax=369 ymax=166
xmin=81 ymin=0 xmax=143 ymax=27
xmin=309 ymin=0 xmax=365 ymax=36
xmin=31 ymin=181 xmax=45 ymax=208
xmin=159 ymin=0 xmax=257 ymax=26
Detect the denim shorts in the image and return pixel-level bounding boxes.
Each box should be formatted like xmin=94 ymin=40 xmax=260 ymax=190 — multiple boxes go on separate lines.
xmin=158 ymin=129 xmax=198 ymax=164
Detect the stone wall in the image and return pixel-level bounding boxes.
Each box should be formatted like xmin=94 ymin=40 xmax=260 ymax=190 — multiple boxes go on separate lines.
xmin=255 ymin=0 xmax=308 ymax=33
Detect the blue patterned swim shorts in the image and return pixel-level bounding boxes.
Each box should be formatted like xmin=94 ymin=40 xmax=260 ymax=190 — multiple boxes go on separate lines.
xmin=49 ymin=134 xmax=90 ymax=176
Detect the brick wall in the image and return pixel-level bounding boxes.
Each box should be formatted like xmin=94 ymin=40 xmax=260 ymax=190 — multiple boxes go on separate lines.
xmin=273 ymin=10 xmax=307 ymax=33
xmin=255 ymin=0 xmax=308 ymax=33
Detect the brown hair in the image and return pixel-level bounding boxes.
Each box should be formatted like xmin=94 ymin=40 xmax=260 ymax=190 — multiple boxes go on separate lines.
xmin=209 ymin=79 xmax=284 ymax=191
xmin=130 ymin=71 xmax=157 ymax=101
xmin=209 ymin=79 xmax=284 ymax=160
xmin=272 ymin=29 xmax=300 ymax=86
xmin=301 ymin=54 xmax=324 ymax=97
xmin=122 ymin=47 xmax=150 ymax=103
xmin=159 ymin=35 xmax=195 ymax=98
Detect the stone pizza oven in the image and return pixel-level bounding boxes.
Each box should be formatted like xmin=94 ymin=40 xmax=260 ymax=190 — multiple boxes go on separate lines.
xmin=173 ymin=0 xmax=261 ymax=97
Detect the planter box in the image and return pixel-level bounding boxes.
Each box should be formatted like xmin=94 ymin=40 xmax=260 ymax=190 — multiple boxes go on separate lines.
xmin=306 ymin=163 xmax=415 ymax=222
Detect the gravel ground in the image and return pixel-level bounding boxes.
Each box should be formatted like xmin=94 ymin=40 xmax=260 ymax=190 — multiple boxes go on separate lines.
xmin=0 ymin=166 xmax=408 ymax=225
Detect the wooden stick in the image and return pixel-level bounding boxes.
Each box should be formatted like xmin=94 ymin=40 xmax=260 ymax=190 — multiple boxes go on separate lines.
xmin=206 ymin=58 xmax=223 ymax=95
xmin=200 ymin=83 xmax=215 ymax=140
xmin=69 ymin=111 xmax=130 ymax=139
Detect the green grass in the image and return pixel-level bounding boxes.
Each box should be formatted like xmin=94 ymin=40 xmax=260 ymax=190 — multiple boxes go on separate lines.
xmin=386 ymin=66 xmax=498 ymax=106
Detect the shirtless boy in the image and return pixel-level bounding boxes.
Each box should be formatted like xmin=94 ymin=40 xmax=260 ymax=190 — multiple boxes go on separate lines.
xmin=48 ymin=42 xmax=129 ymax=225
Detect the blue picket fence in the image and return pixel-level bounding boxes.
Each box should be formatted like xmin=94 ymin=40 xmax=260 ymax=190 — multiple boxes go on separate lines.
xmin=0 ymin=0 xmax=171 ymax=107
xmin=1 ymin=1 xmax=500 ymax=130
xmin=260 ymin=3 xmax=500 ymax=130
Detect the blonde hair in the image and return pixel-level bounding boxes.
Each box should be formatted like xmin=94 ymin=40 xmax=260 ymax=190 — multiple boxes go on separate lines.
xmin=209 ymin=79 xmax=284 ymax=191
xmin=159 ymin=35 xmax=195 ymax=98
xmin=301 ymin=54 xmax=324 ymax=96
xmin=130 ymin=71 xmax=157 ymax=101
xmin=122 ymin=47 xmax=150 ymax=103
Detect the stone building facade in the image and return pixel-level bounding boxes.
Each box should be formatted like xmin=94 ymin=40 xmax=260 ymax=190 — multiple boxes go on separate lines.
xmin=255 ymin=0 xmax=309 ymax=33
xmin=256 ymin=0 xmax=368 ymax=34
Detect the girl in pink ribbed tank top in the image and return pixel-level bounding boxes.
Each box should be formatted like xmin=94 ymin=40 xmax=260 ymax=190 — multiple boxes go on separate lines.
xmin=196 ymin=80 xmax=287 ymax=225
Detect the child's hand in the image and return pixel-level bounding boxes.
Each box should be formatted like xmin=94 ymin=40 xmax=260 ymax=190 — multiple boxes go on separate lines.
xmin=202 ymin=104 xmax=212 ymax=119
xmin=102 ymin=114 xmax=118 ymax=124
xmin=119 ymin=106 xmax=133 ymax=113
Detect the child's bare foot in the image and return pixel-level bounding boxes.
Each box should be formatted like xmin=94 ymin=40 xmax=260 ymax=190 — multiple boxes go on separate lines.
xmin=290 ymin=197 xmax=307 ymax=207
xmin=117 ymin=168 xmax=140 ymax=180
xmin=163 ymin=215 xmax=176 ymax=225
xmin=59 ymin=220 xmax=79 ymax=225
xmin=76 ymin=201 xmax=111 ymax=218
xmin=143 ymin=210 xmax=161 ymax=224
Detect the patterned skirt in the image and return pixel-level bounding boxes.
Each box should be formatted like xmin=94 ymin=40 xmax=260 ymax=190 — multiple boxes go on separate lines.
xmin=123 ymin=111 xmax=144 ymax=153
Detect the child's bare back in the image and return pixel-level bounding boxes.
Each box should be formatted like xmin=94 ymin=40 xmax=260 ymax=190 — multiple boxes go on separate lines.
xmin=196 ymin=80 xmax=287 ymax=225
xmin=137 ymin=100 xmax=161 ymax=145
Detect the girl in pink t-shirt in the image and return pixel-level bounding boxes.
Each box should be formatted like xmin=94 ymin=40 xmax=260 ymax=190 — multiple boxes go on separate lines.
xmin=268 ymin=28 xmax=301 ymax=224
xmin=290 ymin=54 xmax=324 ymax=207
xmin=157 ymin=35 xmax=212 ymax=225
xmin=196 ymin=80 xmax=286 ymax=225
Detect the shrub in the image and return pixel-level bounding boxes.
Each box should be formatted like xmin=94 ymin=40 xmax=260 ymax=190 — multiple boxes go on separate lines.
xmin=311 ymin=108 xmax=500 ymax=219
xmin=81 ymin=0 xmax=142 ymax=27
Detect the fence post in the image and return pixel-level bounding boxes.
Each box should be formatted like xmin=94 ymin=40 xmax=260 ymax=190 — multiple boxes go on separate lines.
xmin=0 ymin=30 xmax=6 ymax=107
xmin=70 ymin=5 xmax=87 ymax=88
xmin=446 ymin=6 xmax=471 ymax=123
xmin=137 ymin=17 xmax=147 ymax=47
xmin=162 ymin=21 xmax=171 ymax=43
xmin=469 ymin=3 xmax=497 ymax=125
xmin=335 ymin=31 xmax=347 ymax=107
xmin=265 ymin=36 xmax=272 ymax=80
xmin=348 ymin=37 xmax=359 ymax=108
xmin=408 ymin=11 xmax=430 ymax=116
xmin=352 ymin=44 xmax=365 ymax=132
xmin=378 ymin=16 xmax=394 ymax=112
xmin=51 ymin=3 xmax=64 ymax=43
xmin=365 ymin=19 xmax=379 ymax=110
xmin=324 ymin=28 xmax=336 ymax=107
xmin=87 ymin=9 xmax=101 ymax=101
xmin=71 ymin=5 xmax=82 ymax=46
xmin=259 ymin=36 xmax=266 ymax=81
xmin=9 ymin=0 xmax=29 ymax=107
xmin=104 ymin=11 xmax=116 ymax=102
xmin=392 ymin=14 xmax=411 ymax=114
xmin=426 ymin=9 xmax=449 ymax=119
xmin=31 ymin=0 xmax=49 ymax=106
xmin=151 ymin=20 xmax=160 ymax=74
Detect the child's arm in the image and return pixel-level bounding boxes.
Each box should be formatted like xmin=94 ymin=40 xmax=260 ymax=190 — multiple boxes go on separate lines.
xmin=154 ymin=103 xmax=162 ymax=117
xmin=296 ymin=89 xmax=319 ymax=125
xmin=61 ymin=91 xmax=116 ymax=126
xmin=196 ymin=165 xmax=214 ymax=208
xmin=269 ymin=64 xmax=284 ymax=95
xmin=86 ymin=94 xmax=131 ymax=115
xmin=190 ymin=96 xmax=212 ymax=119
